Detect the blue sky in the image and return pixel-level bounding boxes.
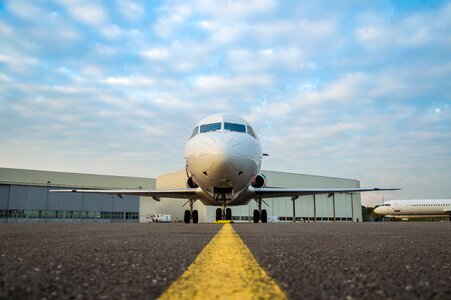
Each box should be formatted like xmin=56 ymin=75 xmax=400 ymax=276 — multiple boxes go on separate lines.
xmin=1 ymin=0 xmax=450 ymax=206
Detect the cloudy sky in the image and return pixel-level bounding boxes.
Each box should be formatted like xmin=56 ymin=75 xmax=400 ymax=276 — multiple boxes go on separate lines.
xmin=1 ymin=0 xmax=450 ymax=206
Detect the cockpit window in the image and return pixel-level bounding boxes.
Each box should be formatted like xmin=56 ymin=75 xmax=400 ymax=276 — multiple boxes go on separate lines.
xmin=224 ymin=122 xmax=246 ymax=133
xmin=191 ymin=126 xmax=199 ymax=138
xmin=247 ymin=126 xmax=257 ymax=139
xmin=200 ymin=122 xmax=221 ymax=133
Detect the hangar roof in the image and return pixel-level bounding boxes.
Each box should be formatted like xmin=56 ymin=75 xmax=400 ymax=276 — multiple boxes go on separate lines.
xmin=0 ymin=167 xmax=155 ymax=189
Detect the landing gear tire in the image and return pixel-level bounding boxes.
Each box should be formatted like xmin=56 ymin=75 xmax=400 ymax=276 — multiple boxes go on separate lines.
xmin=215 ymin=208 xmax=222 ymax=221
xmin=184 ymin=210 xmax=191 ymax=224
xmin=261 ymin=209 xmax=267 ymax=223
xmin=192 ymin=210 xmax=199 ymax=224
xmin=253 ymin=209 xmax=260 ymax=223
xmin=225 ymin=208 xmax=232 ymax=220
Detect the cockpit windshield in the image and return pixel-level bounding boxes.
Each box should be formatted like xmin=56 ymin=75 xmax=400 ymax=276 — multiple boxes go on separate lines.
xmin=200 ymin=122 xmax=221 ymax=133
xmin=191 ymin=126 xmax=199 ymax=138
xmin=247 ymin=126 xmax=257 ymax=139
xmin=192 ymin=121 xmax=258 ymax=139
xmin=224 ymin=122 xmax=246 ymax=133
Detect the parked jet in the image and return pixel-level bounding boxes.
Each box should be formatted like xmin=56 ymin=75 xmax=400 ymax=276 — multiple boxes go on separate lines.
xmin=374 ymin=199 xmax=451 ymax=219
xmin=51 ymin=113 xmax=399 ymax=223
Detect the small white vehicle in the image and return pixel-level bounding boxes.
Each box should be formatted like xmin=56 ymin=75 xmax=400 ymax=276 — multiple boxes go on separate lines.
xmin=268 ymin=216 xmax=279 ymax=223
xmin=147 ymin=214 xmax=171 ymax=223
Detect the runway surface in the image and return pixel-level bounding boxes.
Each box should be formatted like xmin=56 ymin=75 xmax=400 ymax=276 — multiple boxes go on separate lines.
xmin=1 ymin=222 xmax=450 ymax=299
xmin=234 ymin=222 xmax=451 ymax=299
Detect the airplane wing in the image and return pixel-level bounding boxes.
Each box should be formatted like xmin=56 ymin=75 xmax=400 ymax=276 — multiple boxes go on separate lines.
xmin=252 ymin=187 xmax=400 ymax=199
xmin=49 ymin=188 xmax=197 ymax=201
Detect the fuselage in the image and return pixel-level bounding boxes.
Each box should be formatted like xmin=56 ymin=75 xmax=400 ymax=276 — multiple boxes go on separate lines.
xmin=374 ymin=199 xmax=451 ymax=218
xmin=184 ymin=114 xmax=263 ymax=206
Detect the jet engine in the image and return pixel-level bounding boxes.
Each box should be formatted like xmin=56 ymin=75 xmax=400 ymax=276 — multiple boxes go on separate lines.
xmin=186 ymin=177 xmax=198 ymax=188
xmin=251 ymin=174 xmax=267 ymax=188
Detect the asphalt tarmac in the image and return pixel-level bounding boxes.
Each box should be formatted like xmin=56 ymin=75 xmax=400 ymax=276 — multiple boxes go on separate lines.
xmin=1 ymin=222 xmax=450 ymax=299
xmin=0 ymin=223 xmax=220 ymax=299
xmin=235 ymin=222 xmax=451 ymax=299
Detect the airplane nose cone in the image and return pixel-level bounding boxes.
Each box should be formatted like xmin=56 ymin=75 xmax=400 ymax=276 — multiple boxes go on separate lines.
xmin=211 ymin=135 xmax=234 ymax=154
xmin=374 ymin=207 xmax=383 ymax=215
xmin=208 ymin=139 xmax=240 ymax=175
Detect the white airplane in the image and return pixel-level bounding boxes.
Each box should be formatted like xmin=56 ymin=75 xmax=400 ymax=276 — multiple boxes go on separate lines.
xmin=51 ymin=113 xmax=399 ymax=223
xmin=374 ymin=199 xmax=451 ymax=219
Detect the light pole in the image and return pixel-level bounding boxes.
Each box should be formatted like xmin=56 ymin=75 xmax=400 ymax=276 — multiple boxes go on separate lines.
xmin=45 ymin=181 xmax=51 ymax=222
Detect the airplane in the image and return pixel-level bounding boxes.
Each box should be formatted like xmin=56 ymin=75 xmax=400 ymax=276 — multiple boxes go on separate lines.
xmin=374 ymin=199 xmax=451 ymax=220
xmin=51 ymin=113 xmax=399 ymax=223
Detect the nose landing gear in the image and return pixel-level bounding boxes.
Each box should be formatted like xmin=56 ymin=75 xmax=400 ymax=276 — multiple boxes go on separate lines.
xmin=215 ymin=195 xmax=233 ymax=221
xmin=215 ymin=207 xmax=233 ymax=221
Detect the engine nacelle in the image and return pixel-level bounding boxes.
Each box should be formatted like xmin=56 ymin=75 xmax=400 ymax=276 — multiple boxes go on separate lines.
xmin=186 ymin=177 xmax=198 ymax=188
xmin=251 ymin=174 xmax=267 ymax=188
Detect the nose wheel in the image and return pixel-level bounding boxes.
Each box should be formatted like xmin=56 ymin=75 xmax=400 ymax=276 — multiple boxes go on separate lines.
xmin=215 ymin=194 xmax=233 ymax=221
xmin=225 ymin=208 xmax=232 ymax=220
xmin=215 ymin=207 xmax=233 ymax=221
xmin=215 ymin=208 xmax=222 ymax=221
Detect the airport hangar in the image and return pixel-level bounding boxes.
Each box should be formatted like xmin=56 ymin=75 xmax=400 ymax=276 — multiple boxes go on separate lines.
xmin=0 ymin=167 xmax=363 ymax=223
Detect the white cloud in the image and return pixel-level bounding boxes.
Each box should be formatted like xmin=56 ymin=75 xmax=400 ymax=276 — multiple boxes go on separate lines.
xmin=355 ymin=26 xmax=384 ymax=43
xmin=251 ymin=19 xmax=337 ymax=47
xmin=57 ymin=0 xmax=108 ymax=27
xmin=0 ymin=20 xmax=14 ymax=35
xmin=140 ymin=47 xmax=171 ymax=61
xmin=0 ymin=54 xmax=38 ymax=75
xmin=6 ymin=0 xmax=47 ymax=21
xmin=80 ymin=65 xmax=104 ymax=77
xmin=210 ymin=22 xmax=247 ymax=43
xmin=355 ymin=3 xmax=451 ymax=49
xmin=102 ymin=75 xmax=155 ymax=87
xmin=227 ymin=47 xmax=304 ymax=72
xmin=117 ymin=0 xmax=144 ymax=21
xmin=193 ymin=0 xmax=276 ymax=20
xmin=101 ymin=75 xmax=181 ymax=90
xmin=192 ymin=74 xmax=273 ymax=94
xmin=0 ymin=73 xmax=12 ymax=82
xmin=90 ymin=43 xmax=119 ymax=57
xmin=153 ymin=3 xmax=192 ymax=38
xmin=99 ymin=25 xmax=122 ymax=40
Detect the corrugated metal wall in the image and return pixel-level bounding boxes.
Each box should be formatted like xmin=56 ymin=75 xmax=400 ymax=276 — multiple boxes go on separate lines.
xmin=0 ymin=184 xmax=139 ymax=223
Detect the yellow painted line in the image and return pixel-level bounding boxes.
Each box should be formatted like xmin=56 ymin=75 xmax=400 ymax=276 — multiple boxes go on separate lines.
xmin=213 ymin=220 xmax=233 ymax=224
xmin=159 ymin=224 xmax=286 ymax=300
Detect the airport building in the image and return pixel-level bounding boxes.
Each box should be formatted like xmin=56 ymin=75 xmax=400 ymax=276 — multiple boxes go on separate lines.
xmin=0 ymin=167 xmax=362 ymax=223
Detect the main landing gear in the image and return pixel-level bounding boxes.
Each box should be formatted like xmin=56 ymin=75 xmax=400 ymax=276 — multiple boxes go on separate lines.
xmin=184 ymin=199 xmax=199 ymax=224
xmin=253 ymin=198 xmax=268 ymax=223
